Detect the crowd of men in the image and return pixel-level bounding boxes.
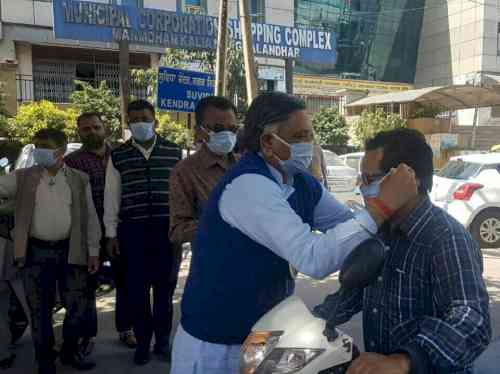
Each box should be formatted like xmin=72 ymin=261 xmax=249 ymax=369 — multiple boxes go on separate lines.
xmin=0 ymin=92 xmax=494 ymax=374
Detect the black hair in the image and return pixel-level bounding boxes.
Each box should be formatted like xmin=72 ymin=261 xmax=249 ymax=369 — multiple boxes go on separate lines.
xmin=242 ymin=92 xmax=306 ymax=152
xmin=77 ymin=112 xmax=103 ymax=127
xmin=195 ymin=96 xmax=237 ymax=128
xmin=32 ymin=128 xmax=68 ymax=148
xmin=127 ymin=100 xmax=155 ymax=116
xmin=365 ymin=128 xmax=434 ymax=194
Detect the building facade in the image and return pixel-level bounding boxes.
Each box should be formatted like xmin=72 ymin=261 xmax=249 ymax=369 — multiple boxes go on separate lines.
xmin=415 ymin=0 xmax=500 ymax=128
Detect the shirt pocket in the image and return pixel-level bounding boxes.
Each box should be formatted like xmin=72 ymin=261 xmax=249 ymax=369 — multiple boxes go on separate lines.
xmin=383 ymin=247 xmax=429 ymax=324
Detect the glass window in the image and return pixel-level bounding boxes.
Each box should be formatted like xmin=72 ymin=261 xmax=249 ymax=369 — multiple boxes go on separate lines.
xmin=437 ymin=160 xmax=482 ymax=180
xmin=294 ymin=0 xmax=425 ymax=83
xmin=323 ymin=151 xmax=345 ymax=166
xmin=345 ymin=156 xmax=360 ymax=172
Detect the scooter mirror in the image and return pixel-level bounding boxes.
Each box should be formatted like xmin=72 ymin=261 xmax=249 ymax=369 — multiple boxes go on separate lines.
xmin=339 ymin=238 xmax=386 ymax=290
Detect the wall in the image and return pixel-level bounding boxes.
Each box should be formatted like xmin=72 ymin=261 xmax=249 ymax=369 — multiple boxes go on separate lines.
xmin=415 ymin=0 xmax=485 ymax=87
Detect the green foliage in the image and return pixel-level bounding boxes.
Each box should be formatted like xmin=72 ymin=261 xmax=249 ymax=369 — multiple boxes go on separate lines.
xmin=70 ymin=80 xmax=121 ymax=140
xmin=351 ymin=108 xmax=407 ymax=148
xmin=7 ymin=101 xmax=79 ymax=144
xmin=312 ymin=107 xmax=349 ymax=148
xmin=413 ymin=103 xmax=447 ymax=119
xmin=156 ymin=112 xmax=193 ymax=149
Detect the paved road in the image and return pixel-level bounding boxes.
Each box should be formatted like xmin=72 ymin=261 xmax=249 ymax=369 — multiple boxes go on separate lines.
xmin=8 ymin=247 xmax=500 ymax=374
xmin=7 ymin=191 xmax=500 ymax=373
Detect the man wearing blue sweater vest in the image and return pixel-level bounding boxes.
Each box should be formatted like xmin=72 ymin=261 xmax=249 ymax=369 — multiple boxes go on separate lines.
xmin=171 ymin=92 xmax=418 ymax=374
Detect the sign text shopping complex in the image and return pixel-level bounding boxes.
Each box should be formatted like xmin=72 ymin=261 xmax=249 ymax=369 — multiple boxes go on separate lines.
xmin=53 ymin=0 xmax=337 ymax=65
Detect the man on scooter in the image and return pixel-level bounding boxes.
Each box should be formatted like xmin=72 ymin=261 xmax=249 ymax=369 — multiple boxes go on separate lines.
xmin=314 ymin=128 xmax=491 ymax=374
xmin=170 ymin=92 xmax=419 ymax=374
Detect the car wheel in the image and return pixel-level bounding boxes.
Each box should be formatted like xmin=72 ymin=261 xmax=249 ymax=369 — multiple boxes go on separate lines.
xmin=471 ymin=208 xmax=500 ymax=249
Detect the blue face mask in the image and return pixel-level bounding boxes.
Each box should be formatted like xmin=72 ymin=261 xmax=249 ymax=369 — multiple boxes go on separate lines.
xmin=33 ymin=148 xmax=58 ymax=168
xmin=360 ymin=177 xmax=384 ymax=199
xmin=129 ymin=121 xmax=155 ymax=142
xmin=280 ymin=142 xmax=314 ymax=176
xmin=206 ymin=131 xmax=237 ymax=155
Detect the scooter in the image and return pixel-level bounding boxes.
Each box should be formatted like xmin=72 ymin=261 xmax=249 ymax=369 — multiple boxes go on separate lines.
xmin=240 ymin=238 xmax=386 ymax=374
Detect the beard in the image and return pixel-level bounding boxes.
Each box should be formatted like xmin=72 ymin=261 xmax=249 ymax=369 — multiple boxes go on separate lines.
xmin=82 ymin=134 xmax=105 ymax=150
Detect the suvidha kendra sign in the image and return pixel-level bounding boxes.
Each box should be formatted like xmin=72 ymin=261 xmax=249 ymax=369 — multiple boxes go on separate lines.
xmin=53 ymin=0 xmax=337 ymax=65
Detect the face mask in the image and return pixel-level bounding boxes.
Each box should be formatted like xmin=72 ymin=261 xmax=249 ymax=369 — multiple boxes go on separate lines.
xmin=129 ymin=121 xmax=155 ymax=142
xmin=33 ymin=148 xmax=58 ymax=168
xmin=360 ymin=177 xmax=384 ymax=199
xmin=280 ymin=142 xmax=314 ymax=176
xmin=206 ymin=131 xmax=237 ymax=155
xmin=82 ymin=134 xmax=105 ymax=150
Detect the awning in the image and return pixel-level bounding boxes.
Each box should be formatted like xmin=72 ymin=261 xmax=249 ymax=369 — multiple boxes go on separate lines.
xmin=346 ymin=85 xmax=500 ymax=111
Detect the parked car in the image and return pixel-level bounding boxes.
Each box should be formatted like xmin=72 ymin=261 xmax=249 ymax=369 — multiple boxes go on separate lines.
xmin=338 ymin=152 xmax=364 ymax=174
xmin=431 ymin=153 xmax=500 ymax=248
xmin=322 ymin=150 xmax=358 ymax=193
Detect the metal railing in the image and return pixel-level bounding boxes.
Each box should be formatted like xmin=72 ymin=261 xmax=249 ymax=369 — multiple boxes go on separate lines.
xmin=16 ymin=74 xmax=148 ymax=104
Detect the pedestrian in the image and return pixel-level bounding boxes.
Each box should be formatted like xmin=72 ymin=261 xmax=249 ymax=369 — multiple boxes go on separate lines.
xmin=169 ymin=96 xmax=239 ymax=246
xmin=0 ymin=128 xmax=101 ymax=374
xmin=314 ymin=128 xmax=491 ymax=374
xmin=104 ymin=100 xmax=182 ymax=366
xmin=65 ymin=112 xmax=137 ymax=355
xmin=170 ymin=92 xmax=418 ymax=374
xmin=310 ymin=143 xmax=328 ymax=188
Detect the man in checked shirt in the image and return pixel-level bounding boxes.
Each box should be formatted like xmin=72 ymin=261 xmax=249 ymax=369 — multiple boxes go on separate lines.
xmin=314 ymin=128 xmax=491 ymax=374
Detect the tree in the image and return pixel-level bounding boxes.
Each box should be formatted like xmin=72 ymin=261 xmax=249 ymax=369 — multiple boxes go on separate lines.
xmin=312 ymin=107 xmax=349 ymax=148
xmin=156 ymin=112 xmax=193 ymax=149
xmin=7 ymin=101 xmax=79 ymax=144
xmin=350 ymin=108 xmax=407 ymax=148
xmin=130 ymin=45 xmax=249 ymax=112
xmin=0 ymin=82 xmax=11 ymax=137
xmin=70 ymin=80 xmax=121 ymax=140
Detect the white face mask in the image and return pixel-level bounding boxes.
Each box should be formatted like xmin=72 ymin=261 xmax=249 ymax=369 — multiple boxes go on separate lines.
xmin=33 ymin=148 xmax=58 ymax=168
xmin=206 ymin=131 xmax=237 ymax=155
xmin=129 ymin=121 xmax=155 ymax=142
xmin=273 ymin=135 xmax=313 ymax=176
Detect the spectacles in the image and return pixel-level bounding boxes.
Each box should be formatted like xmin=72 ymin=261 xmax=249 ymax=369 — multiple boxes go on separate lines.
xmin=361 ymin=172 xmax=386 ymax=185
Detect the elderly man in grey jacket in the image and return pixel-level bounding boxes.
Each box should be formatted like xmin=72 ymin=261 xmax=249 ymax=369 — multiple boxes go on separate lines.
xmin=0 ymin=129 xmax=101 ymax=374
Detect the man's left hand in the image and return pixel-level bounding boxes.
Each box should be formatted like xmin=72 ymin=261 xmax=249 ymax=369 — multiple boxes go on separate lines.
xmin=346 ymin=352 xmax=410 ymax=374
xmin=88 ymin=256 xmax=100 ymax=274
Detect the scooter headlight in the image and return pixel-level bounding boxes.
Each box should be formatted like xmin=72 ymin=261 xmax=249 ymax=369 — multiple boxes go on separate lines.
xmin=241 ymin=331 xmax=324 ymax=374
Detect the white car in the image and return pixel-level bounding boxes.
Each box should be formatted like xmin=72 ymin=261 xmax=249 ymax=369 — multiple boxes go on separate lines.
xmin=431 ymin=153 xmax=500 ymax=248
xmin=323 ymin=150 xmax=358 ymax=193
xmin=338 ymin=152 xmax=364 ymax=174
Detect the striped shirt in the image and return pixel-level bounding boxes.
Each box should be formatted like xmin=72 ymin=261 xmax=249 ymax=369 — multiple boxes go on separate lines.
xmin=314 ymin=197 xmax=491 ymax=373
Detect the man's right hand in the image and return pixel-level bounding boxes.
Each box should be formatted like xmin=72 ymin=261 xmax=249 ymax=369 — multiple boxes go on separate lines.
xmin=106 ymin=237 xmax=120 ymax=258
xmin=378 ymin=163 xmax=418 ymax=212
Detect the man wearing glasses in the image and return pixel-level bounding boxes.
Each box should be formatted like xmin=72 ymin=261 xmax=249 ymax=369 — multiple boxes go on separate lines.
xmin=169 ymin=96 xmax=239 ymax=247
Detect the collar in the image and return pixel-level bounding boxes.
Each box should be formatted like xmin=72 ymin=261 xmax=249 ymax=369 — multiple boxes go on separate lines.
xmin=42 ymin=164 xmax=67 ymax=178
xmin=199 ymin=144 xmax=235 ymax=170
xmin=131 ymin=135 xmax=157 ymax=152
xmin=396 ymin=196 xmax=434 ymax=237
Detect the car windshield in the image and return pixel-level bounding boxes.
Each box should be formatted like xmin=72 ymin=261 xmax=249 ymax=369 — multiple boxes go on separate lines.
xmin=324 ymin=151 xmax=345 ymax=167
xmin=437 ymin=160 xmax=483 ymax=180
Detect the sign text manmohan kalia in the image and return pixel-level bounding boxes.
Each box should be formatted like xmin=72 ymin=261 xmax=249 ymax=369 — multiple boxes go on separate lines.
xmin=54 ymin=0 xmax=337 ymax=65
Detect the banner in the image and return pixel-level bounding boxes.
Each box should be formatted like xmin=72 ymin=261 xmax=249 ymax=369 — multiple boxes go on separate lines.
xmin=53 ymin=0 xmax=337 ymax=65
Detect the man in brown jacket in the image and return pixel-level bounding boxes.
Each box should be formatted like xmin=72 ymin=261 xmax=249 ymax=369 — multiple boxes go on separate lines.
xmin=0 ymin=129 xmax=101 ymax=374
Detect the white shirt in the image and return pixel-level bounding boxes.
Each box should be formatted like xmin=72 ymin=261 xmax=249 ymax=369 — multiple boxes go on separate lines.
xmin=219 ymin=163 xmax=378 ymax=279
xmin=0 ymin=167 xmax=101 ymax=257
xmin=103 ymin=136 xmax=157 ymax=238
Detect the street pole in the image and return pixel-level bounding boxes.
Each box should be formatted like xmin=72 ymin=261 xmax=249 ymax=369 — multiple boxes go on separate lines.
xmin=215 ymin=0 xmax=229 ymax=96
xmin=285 ymin=58 xmax=294 ymax=94
xmin=239 ymin=0 xmax=258 ymax=103
xmin=471 ymin=104 xmax=479 ymax=149
xmin=119 ymin=40 xmax=130 ymax=140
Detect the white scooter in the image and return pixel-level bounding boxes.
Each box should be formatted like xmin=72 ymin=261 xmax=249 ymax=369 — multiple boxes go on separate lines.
xmin=240 ymin=238 xmax=386 ymax=374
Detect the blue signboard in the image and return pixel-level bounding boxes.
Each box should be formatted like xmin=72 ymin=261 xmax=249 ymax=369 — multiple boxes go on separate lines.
xmin=157 ymin=67 xmax=215 ymax=112
xmin=53 ymin=0 xmax=337 ymax=66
